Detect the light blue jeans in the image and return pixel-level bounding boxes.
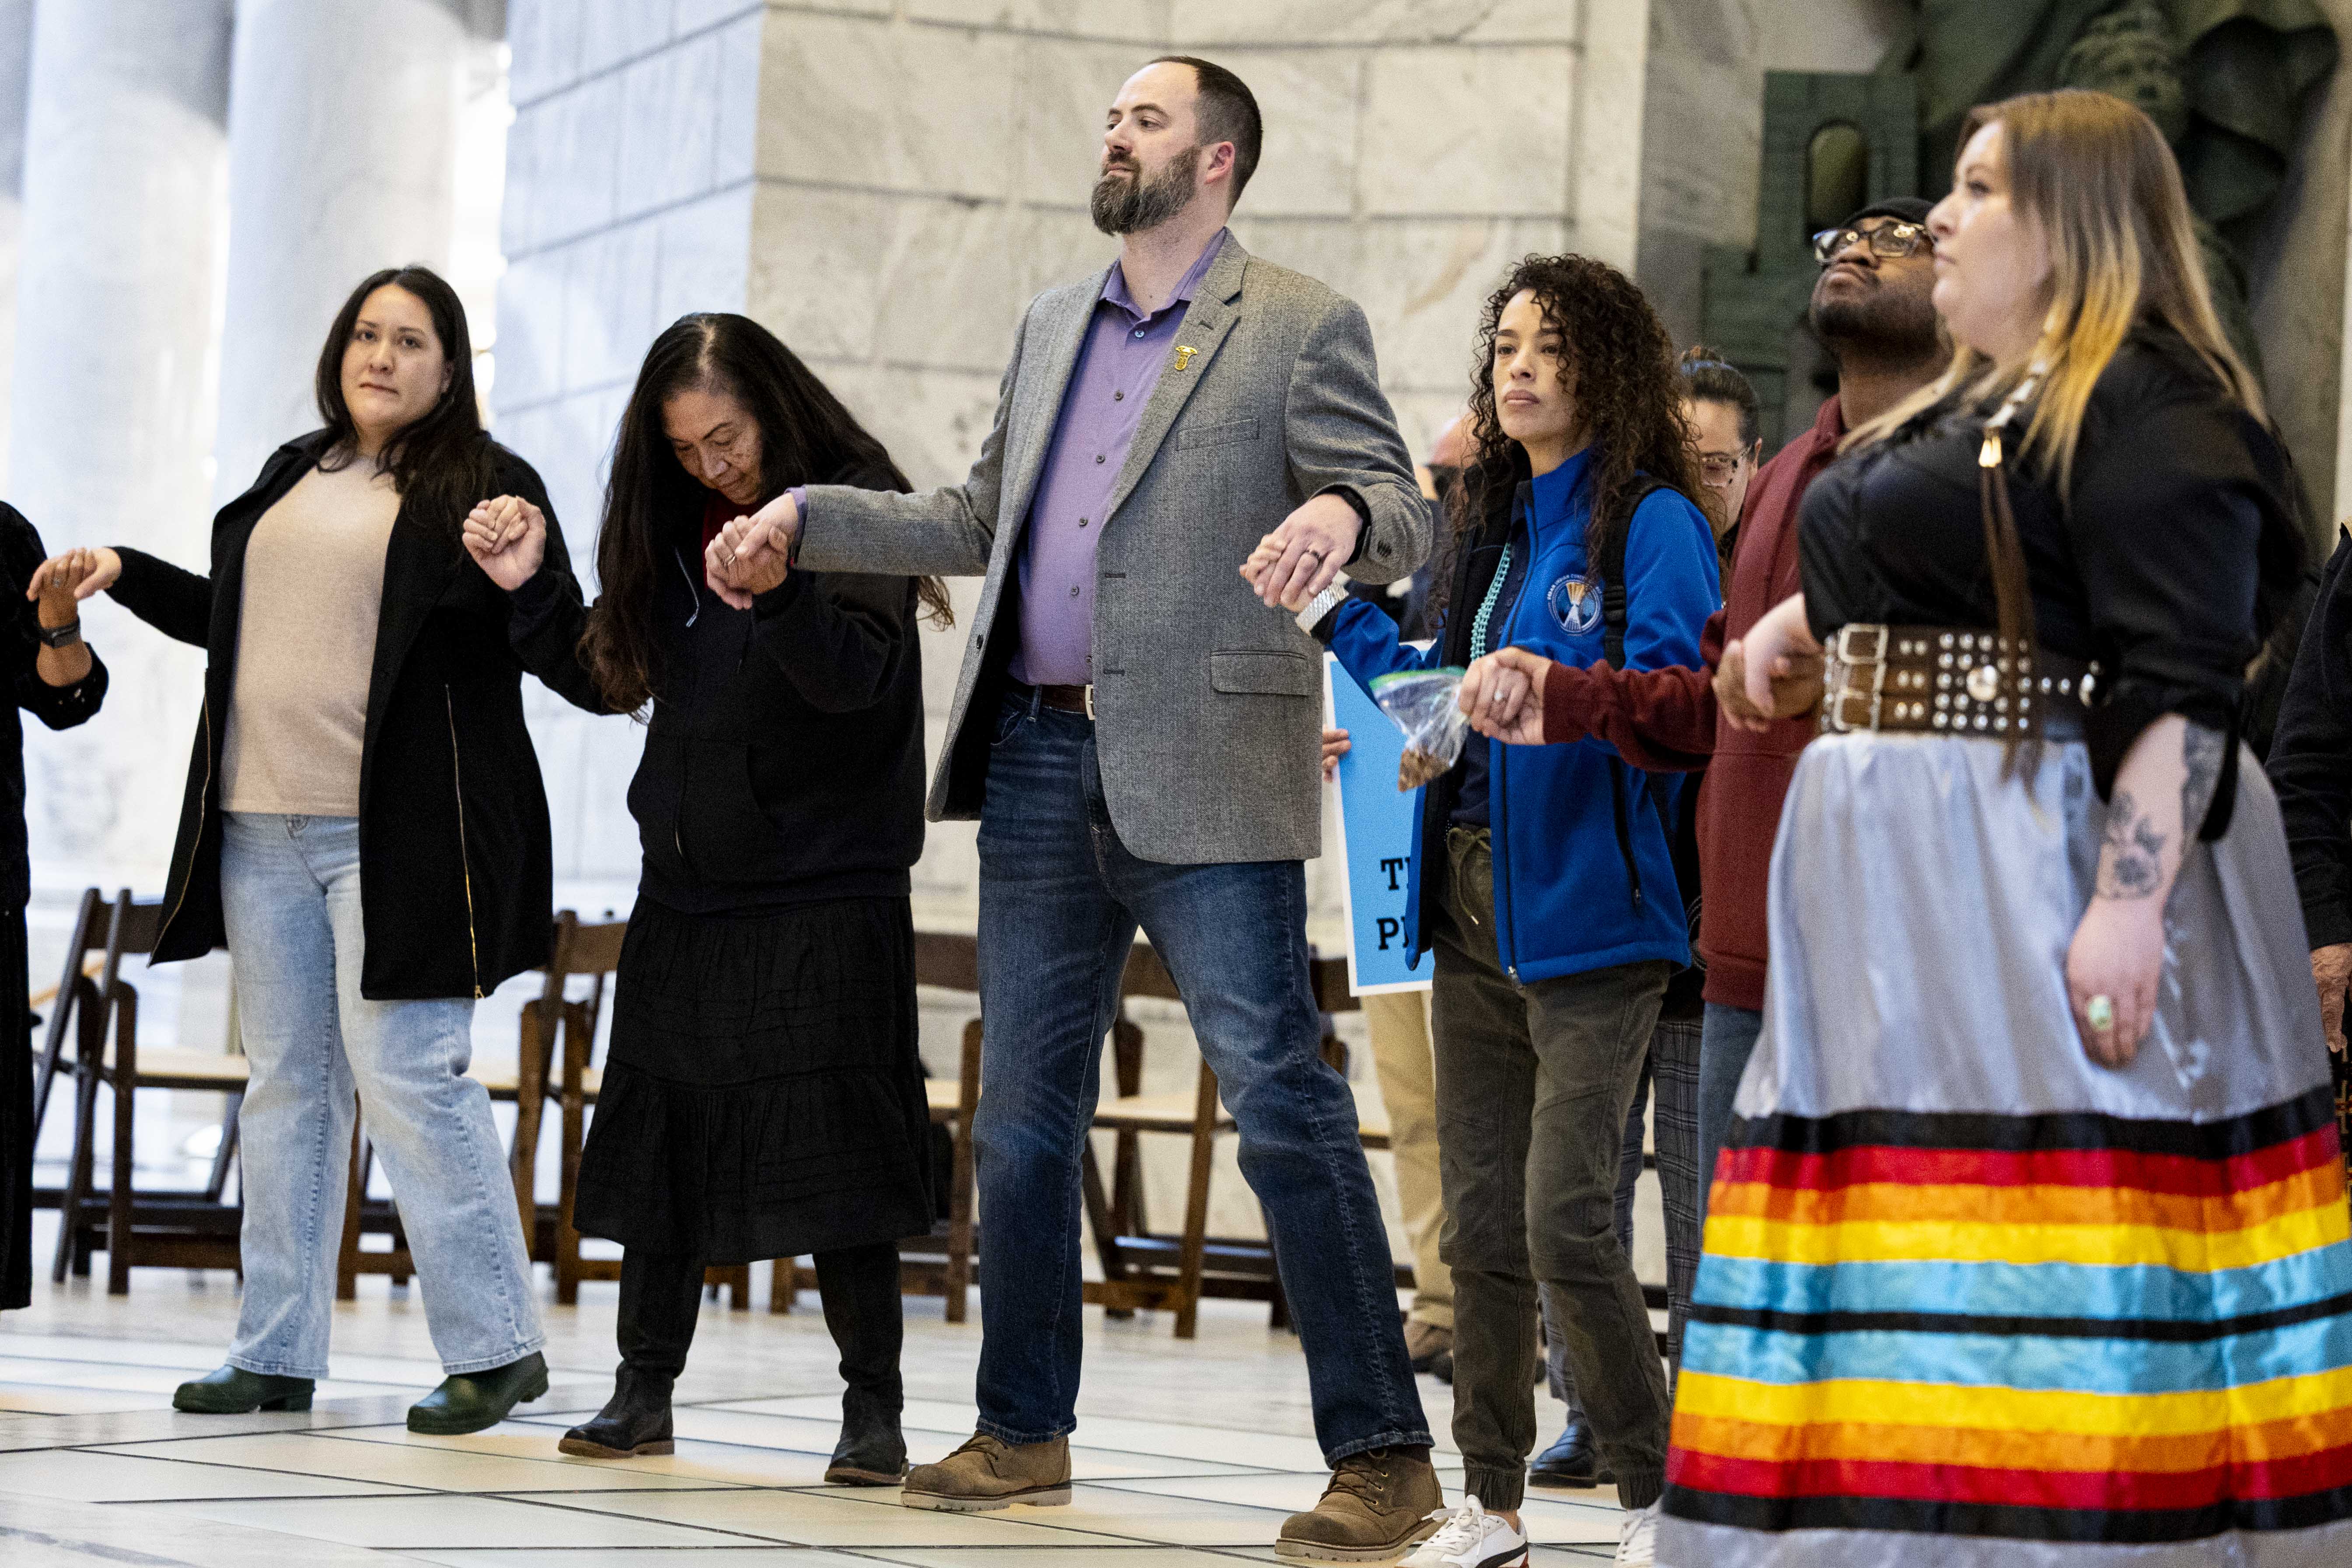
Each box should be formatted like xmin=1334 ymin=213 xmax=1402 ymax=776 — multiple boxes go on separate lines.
xmin=220 ymin=813 xmax=543 ymax=1378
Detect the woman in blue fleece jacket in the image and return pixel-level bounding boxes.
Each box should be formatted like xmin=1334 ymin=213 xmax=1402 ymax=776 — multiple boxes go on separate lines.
xmin=1269 ymin=255 xmax=1718 ymax=1561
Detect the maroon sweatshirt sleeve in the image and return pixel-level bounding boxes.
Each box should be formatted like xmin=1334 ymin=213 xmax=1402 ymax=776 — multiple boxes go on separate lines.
xmin=1536 ymin=606 xmax=1724 ymax=772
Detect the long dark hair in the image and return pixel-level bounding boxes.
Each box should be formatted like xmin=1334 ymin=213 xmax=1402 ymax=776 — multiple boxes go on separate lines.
xmin=313 ymin=265 xmax=491 ymax=523
xmin=1446 ymin=255 xmax=1702 ymax=608
xmin=581 ymin=312 xmax=951 ymax=712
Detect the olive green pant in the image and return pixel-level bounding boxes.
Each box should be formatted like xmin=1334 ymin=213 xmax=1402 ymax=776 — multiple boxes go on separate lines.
xmin=1430 ymin=826 xmax=1671 ymax=1512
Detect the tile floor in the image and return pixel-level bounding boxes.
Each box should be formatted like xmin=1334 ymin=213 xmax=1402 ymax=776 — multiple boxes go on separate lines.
xmin=0 ymin=1257 xmax=1631 ymax=1566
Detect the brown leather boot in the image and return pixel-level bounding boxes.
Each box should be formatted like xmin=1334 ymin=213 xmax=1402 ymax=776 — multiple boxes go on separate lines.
xmin=1276 ymin=1446 xmax=1445 ymax=1562
xmin=901 ymin=1432 xmax=1071 ymax=1512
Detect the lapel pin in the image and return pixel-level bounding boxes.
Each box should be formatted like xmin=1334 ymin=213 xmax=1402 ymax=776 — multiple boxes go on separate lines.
xmin=1173 ymin=345 xmax=1197 ymax=371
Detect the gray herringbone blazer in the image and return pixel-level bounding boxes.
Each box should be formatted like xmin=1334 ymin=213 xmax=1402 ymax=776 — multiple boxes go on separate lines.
xmin=796 ymin=236 xmax=1430 ymax=866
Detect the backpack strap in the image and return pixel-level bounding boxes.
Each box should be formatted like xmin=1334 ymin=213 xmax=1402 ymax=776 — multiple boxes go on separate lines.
xmin=1594 ymin=475 xmax=1694 ymax=838
xmin=1598 ymin=475 xmax=1673 ymax=671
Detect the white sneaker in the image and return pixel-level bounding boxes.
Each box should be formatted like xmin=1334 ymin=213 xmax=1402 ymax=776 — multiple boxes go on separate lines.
xmin=1613 ymin=1498 xmax=1661 ymax=1566
xmin=1403 ymin=1498 xmax=1528 ymax=1568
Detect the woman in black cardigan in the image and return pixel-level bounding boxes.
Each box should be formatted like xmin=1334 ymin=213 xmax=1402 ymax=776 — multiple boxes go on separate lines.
xmin=41 ymin=267 xmax=569 ymax=1432
xmin=464 ymin=313 xmax=940 ymax=1482
xmin=2 ymin=517 xmax=108 ymax=1309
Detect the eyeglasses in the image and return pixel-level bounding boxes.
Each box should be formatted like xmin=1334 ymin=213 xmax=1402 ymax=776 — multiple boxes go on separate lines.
xmin=1697 ymin=452 xmax=1748 ymax=486
xmin=1811 ymin=220 xmax=1934 ymax=265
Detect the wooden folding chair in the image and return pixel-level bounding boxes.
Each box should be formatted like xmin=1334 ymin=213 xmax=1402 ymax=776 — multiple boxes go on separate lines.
xmin=40 ymin=889 xmax=246 ymax=1292
xmin=1080 ymin=945 xmax=1407 ymax=1338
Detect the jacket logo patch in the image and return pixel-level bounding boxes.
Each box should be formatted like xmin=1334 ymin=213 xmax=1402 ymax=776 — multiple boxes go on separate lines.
xmin=1547 ymin=573 xmax=1604 ymax=635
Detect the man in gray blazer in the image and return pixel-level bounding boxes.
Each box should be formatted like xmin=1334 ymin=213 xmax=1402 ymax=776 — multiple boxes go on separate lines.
xmin=712 ymin=57 xmax=1438 ymax=1561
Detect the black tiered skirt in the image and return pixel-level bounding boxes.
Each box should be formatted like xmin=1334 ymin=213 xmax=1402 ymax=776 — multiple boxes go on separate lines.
xmin=572 ymin=894 xmax=934 ymax=1264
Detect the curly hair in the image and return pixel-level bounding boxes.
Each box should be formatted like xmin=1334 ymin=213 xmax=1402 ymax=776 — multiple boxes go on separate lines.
xmin=1449 ymin=255 xmax=1703 ymax=578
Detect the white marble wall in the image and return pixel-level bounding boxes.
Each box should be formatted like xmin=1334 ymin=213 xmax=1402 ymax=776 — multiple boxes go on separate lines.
xmin=492 ymin=0 xmax=769 ymax=884
xmin=0 ymin=0 xmax=34 ymax=493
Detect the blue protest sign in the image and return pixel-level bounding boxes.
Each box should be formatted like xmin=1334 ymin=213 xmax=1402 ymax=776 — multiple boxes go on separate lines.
xmin=1326 ymin=653 xmax=1432 ymax=996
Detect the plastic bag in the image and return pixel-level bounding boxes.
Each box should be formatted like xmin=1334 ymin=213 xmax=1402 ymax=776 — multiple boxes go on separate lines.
xmin=1371 ymin=669 xmax=1469 ymax=791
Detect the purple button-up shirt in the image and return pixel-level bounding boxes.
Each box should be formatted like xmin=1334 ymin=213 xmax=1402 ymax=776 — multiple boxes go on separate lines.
xmin=1008 ymin=230 xmax=1228 ymax=687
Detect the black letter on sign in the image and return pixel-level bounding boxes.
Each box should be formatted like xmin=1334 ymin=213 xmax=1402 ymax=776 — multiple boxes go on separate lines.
xmin=1380 ymin=856 xmax=1407 ymax=891
xmin=1376 ymin=917 xmax=1401 ymax=950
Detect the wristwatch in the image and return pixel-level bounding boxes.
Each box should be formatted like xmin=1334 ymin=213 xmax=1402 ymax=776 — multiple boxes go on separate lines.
xmin=38 ymin=618 xmax=81 ymax=649
xmin=1294 ymin=583 xmax=1346 ymax=634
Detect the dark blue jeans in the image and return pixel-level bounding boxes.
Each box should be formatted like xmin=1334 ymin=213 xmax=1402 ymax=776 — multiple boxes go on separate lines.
xmin=971 ymin=691 xmax=1430 ymax=1462
xmin=1694 ymin=1002 xmax=1766 ymax=1229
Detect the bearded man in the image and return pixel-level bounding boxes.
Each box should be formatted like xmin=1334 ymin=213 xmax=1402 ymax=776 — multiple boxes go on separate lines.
xmin=709 ymin=55 xmax=1440 ymax=1563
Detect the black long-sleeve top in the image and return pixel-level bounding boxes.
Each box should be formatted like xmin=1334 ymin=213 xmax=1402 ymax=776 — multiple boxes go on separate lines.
xmin=507 ymin=464 xmax=927 ymax=914
xmin=2268 ymin=530 xmax=2352 ymax=949
xmin=1799 ymin=328 xmax=2304 ymax=833
xmin=0 ymin=506 xmax=106 ymax=909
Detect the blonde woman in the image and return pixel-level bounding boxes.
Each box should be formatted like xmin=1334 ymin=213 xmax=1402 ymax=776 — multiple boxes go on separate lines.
xmin=1666 ymin=90 xmax=2352 ymax=1561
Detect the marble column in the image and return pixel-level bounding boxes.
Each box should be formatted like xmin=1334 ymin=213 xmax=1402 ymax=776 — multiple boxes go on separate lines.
xmin=210 ymin=0 xmax=486 ymax=507
xmin=10 ymin=0 xmax=232 ymax=885
xmin=0 ymin=1 xmax=38 ymax=492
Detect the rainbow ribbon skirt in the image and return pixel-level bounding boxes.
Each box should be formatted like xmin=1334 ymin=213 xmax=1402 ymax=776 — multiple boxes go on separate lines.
xmin=1664 ymin=1087 xmax=2352 ymax=1550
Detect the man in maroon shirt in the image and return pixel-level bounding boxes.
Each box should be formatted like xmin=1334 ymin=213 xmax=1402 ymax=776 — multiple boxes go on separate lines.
xmin=1457 ymin=199 xmax=1944 ymax=1222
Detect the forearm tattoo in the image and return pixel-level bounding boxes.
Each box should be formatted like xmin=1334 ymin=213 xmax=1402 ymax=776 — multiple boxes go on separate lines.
xmin=2097 ymin=789 xmax=2169 ymax=900
xmin=2180 ymin=722 xmax=2226 ymax=835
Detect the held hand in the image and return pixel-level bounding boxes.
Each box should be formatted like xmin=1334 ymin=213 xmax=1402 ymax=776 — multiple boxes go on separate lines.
xmin=1238 ymin=538 xmax=1285 ymax=596
xmin=1739 ymin=595 xmax=1820 ymax=719
xmin=1715 ymin=642 xmax=1769 ymax=733
xmin=2066 ymin=896 xmax=2166 ymax=1069
xmin=1320 ymin=726 xmax=1350 ymax=783
xmin=1459 ymin=647 xmax=1554 ymax=745
xmin=25 ymin=547 xmax=121 ymax=622
xmin=2314 ymin=943 xmax=2352 ymax=1057
xmin=1245 ymin=492 xmax=1361 ymax=610
xmin=706 ymin=511 xmax=790 ymax=610
xmin=461 ymin=496 xmax=548 ymax=592
xmin=1768 ymin=648 xmax=1827 ymax=718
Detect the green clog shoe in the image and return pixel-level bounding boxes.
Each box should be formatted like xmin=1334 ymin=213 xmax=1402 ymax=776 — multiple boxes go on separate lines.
xmin=173 ymin=1364 xmax=315 ymax=1413
xmin=406 ymin=1351 xmax=550 ymax=1435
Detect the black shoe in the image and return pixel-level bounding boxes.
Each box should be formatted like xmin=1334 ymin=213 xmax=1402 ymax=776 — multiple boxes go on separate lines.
xmin=1528 ymin=1420 xmax=1614 ymax=1490
xmin=825 ymin=1384 xmax=907 ymax=1485
xmin=558 ymin=1364 xmax=673 ymax=1458
xmin=173 ymin=1364 xmax=314 ymax=1414
xmin=1427 ymin=1348 xmax=1452 ymax=1385
xmin=408 ymin=1351 xmax=550 ymax=1435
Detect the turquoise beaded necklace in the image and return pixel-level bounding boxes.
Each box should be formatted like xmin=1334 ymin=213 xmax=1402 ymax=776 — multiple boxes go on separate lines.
xmin=1469 ymin=540 xmax=1513 ymax=661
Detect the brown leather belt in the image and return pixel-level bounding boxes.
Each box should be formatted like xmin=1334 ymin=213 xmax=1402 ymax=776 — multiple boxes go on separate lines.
xmin=1034 ymin=683 xmax=1095 ymax=718
xmin=1820 ymin=624 xmax=2099 ymax=738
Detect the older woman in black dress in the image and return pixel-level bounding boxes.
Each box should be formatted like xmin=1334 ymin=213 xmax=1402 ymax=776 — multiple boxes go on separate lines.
xmin=463 ymin=313 xmax=941 ymax=1483
xmin=1 ymin=530 xmax=106 ymax=1308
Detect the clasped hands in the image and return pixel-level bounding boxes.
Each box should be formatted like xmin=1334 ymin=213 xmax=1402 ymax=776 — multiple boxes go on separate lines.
xmin=1237 ymin=492 xmax=1365 ymax=611
xmin=24 ymin=547 xmax=122 ymax=624
xmin=1442 ymin=600 xmax=1826 ymax=748
xmin=705 ymin=493 xmax=799 ymax=610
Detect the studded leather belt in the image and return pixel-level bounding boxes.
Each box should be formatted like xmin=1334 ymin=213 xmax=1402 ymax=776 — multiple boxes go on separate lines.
xmin=1820 ymin=624 xmax=2099 ymax=738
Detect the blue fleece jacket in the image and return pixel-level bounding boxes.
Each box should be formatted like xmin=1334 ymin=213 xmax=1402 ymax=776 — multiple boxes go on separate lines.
xmin=1324 ymin=450 xmax=1720 ymax=984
